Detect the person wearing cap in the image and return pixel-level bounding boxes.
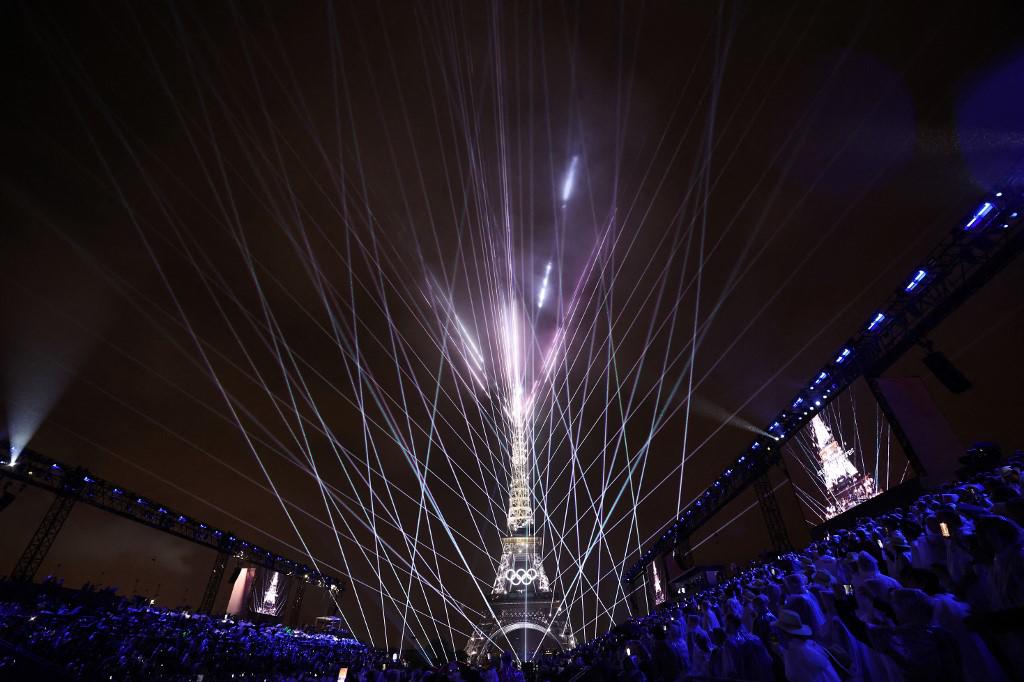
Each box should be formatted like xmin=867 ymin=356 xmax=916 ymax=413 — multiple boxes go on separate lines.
xmin=883 ymin=533 xmax=914 ymax=578
xmin=772 ymin=609 xmax=841 ymax=682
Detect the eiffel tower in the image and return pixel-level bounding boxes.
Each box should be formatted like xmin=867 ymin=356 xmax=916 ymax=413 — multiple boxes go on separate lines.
xmin=464 ymin=407 xmax=573 ymax=662
xmin=810 ymin=414 xmax=877 ymax=519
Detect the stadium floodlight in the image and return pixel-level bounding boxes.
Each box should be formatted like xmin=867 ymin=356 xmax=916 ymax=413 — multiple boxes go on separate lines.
xmin=963 ymin=202 xmax=994 ymax=231
xmin=904 ymin=270 xmax=927 ymax=292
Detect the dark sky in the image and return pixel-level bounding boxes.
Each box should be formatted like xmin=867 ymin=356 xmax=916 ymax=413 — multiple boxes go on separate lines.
xmin=2 ymin=0 xmax=1023 ymax=652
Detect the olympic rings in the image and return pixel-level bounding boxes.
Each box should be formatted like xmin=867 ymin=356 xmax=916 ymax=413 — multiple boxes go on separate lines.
xmin=505 ymin=568 xmax=536 ymax=586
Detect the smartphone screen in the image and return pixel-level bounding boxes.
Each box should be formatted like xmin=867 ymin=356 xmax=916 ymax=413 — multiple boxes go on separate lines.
xmin=939 ymin=522 xmax=950 ymax=538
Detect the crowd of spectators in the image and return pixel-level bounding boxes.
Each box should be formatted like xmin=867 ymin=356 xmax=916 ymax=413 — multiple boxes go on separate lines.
xmin=532 ymin=448 xmax=1024 ymax=681
xmin=0 ymin=580 xmax=373 ymax=680
xmin=1 ymin=451 xmax=1022 ymax=681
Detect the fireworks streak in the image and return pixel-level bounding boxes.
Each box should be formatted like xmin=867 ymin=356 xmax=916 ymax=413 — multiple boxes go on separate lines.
xmin=537 ymin=261 xmax=553 ymax=310
xmin=561 ymin=155 xmax=580 ymax=205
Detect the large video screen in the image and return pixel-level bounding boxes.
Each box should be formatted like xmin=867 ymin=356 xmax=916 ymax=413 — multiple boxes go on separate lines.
xmin=647 ymin=555 xmax=668 ymax=607
xmin=782 ymin=378 xmax=915 ymax=526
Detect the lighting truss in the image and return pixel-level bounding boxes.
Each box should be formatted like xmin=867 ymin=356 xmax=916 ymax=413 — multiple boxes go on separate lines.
xmin=623 ymin=176 xmax=1024 ymax=583
xmin=0 ymin=445 xmax=345 ymax=593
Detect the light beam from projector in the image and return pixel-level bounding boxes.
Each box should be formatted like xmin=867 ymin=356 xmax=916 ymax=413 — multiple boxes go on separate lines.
xmin=4 ymin=355 xmax=78 ymax=466
xmin=689 ymin=395 xmax=773 ymax=437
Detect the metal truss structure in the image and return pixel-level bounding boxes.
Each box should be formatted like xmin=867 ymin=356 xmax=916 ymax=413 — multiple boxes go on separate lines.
xmin=12 ymin=484 xmax=81 ymax=582
xmin=1 ymin=447 xmax=345 ymax=600
xmin=624 ymin=174 xmax=1024 ymax=583
xmin=753 ymin=467 xmax=791 ymax=555
xmin=289 ymin=580 xmax=307 ymax=627
xmin=199 ymin=550 xmax=230 ymax=614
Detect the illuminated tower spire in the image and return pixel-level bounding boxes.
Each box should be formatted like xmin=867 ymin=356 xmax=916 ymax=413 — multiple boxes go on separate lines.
xmin=506 ymin=416 xmax=533 ymax=532
xmin=809 ymin=413 xmax=876 ymax=519
xmin=465 ymin=303 xmax=571 ymax=662
xmin=810 ymin=414 xmax=858 ymax=489
xmin=502 ymin=305 xmax=534 ymax=533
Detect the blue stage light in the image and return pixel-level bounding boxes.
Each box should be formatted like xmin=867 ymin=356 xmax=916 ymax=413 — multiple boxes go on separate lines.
xmin=792 ymin=397 xmax=804 ymax=409
xmin=867 ymin=313 xmax=886 ymax=331
xmin=904 ymin=269 xmax=927 ymax=292
xmin=835 ymin=348 xmax=851 ymax=364
xmin=813 ymin=371 xmax=828 ymax=386
xmin=964 ymin=202 xmax=994 ymax=231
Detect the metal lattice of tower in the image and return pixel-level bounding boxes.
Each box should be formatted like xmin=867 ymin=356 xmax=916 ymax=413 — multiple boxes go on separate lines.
xmin=12 ymin=489 xmax=79 ymax=582
xmin=505 ymin=416 xmax=533 ymax=533
xmin=465 ymin=302 xmax=573 ymax=662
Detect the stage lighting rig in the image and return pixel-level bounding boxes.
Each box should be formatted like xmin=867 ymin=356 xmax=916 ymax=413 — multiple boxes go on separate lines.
xmin=623 ymin=174 xmax=1024 ymax=584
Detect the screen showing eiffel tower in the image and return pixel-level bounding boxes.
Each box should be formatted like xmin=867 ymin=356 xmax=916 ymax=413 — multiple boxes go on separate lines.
xmin=782 ymin=379 xmax=915 ymax=525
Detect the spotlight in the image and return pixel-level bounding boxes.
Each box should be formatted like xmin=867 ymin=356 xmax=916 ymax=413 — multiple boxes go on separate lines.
xmin=963 ymin=201 xmax=994 ymax=231
xmin=904 ymin=270 xmax=927 ymax=292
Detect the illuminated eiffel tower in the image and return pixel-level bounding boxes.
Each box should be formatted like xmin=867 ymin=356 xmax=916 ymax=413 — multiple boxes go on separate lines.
xmin=810 ymin=414 xmax=876 ymax=519
xmin=464 ymin=410 xmax=573 ymax=662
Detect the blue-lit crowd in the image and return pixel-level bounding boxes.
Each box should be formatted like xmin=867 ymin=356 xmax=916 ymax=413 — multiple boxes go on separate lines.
xmin=534 ymin=449 xmax=1024 ymax=682
xmin=0 ymin=581 xmax=372 ymax=680
xmin=1 ymin=451 xmax=1023 ymax=681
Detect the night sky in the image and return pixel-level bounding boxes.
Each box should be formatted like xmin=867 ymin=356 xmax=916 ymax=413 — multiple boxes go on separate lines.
xmin=2 ymin=0 xmax=1023 ymax=652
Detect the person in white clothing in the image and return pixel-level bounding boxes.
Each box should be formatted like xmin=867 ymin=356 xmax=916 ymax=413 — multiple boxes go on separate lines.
xmin=772 ymin=609 xmax=841 ymax=682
